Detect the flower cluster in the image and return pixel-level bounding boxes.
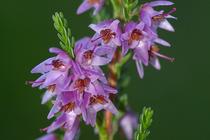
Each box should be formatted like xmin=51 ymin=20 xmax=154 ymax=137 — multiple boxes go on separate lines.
xmin=77 ymin=0 xmax=176 ymax=78
xmin=120 ymin=0 xmax=176 ymax=78
xmin=30 ymin=43 xmax=118 ymax=139
xmin=30 ymin=1 xmax=177 ymax=140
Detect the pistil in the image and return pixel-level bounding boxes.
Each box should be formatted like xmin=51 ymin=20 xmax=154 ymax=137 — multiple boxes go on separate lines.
xmin=152 ymin=8 xmax=176 ymax=22
xmin=149 ymin=46 xmax=175 ymax=62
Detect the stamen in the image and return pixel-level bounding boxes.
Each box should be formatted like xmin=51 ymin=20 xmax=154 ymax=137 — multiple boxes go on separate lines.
xmin=52 ymin=60 xmax=65 ymax=69
xmin=40 ymin=127 xmax=48 ymax=132
xmin=152 ymin=51 xmax=175 ymax=62
xmin=152 ymin=8 xmax=176 ymax=22
xmin=91 ymin=36 xmax=103 ymax=43
xmin=89 ymin=95 xmax=108 ymax=105
xmin=74 ymin=77 xmax=90 ymax=93
xmin=83 ymin=50 xmax=94 ymax=62
xmin=25 ymin=80 xmax=45 ymax=85
xmin=61 ymin=102 xmax=75 ymax=112
xmin=47 ymin=84 xmax=56 ymax=92
xmin=129 ymin=29 xmax=143 ymax=45
xmin=163 ymin=8 xmax=177 ymax=17
xmin=45 ymin=59 xmax=65 ymax=70
xmin=88 ymin=0 xmax=99 ymax=5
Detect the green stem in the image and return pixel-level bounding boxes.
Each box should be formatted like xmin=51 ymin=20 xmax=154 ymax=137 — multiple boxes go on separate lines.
xmin=96 ymin=121 xmax=109 ymax=140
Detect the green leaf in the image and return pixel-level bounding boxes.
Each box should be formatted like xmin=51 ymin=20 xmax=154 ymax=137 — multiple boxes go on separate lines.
xmin=122 ymin=0 xmax=139 ymax=21
xmin=52 ymin=12 xmax=75 ymax=58
xmin=135 ymin=107 xmax=154 ymax=140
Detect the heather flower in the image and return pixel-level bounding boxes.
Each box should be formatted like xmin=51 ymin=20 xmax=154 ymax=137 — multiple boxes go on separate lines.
xmin=121 ymin=22 xmax=151 ymax=78
xmin=77 ymin=0 xmax=105 ymax=15
xmin=121 ymin=21 xmax=172 ymax=78
xmin=86 ymin=94 xmax=118 ymax=126
xmin=75 ymin=37 xmax=116 ymax=67
xmin=46 ymin=112 xmax=80 ymax=140
xmin=66 ymin=61 xmax=117 ymax=122
xmin=134 ymin=45 xmax=175 ymax=78
xmin=140 ymin=1 xmax=176 ymax=32
xmin=89 ymin=20 xmax=121 ymax=47
xmin=120 ymin=111 xmax=138 ymax=140
xmin=148 ymin=45 xmax=175 ymax=69
xmin=121 ymin=21 xmax=170 ymax=55
xmin=42 ymin=90 xmax=82 ymax=139
xmin=64 ymin=116 xmax=80 ymax=140
xmin=68 ymin=72 xmax=104 ymax=94
xmin=66 ymin=70 xmax=118 ymax=125
xmin=46 ymin=89 xmax=81 ymax=120
xmin=30 ymin=48 xmax=72 ymax=104
xmin=121 ymin=21 xmax=151 ymax=56
xmin=60 ymin=90 xmax=118 ymax=126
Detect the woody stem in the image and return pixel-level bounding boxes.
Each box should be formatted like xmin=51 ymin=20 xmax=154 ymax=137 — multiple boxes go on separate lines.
xmin=105 ymin=48 xmax=121 ymax=140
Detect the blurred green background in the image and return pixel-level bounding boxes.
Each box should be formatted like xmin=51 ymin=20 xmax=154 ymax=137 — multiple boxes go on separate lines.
xmin=1 ymin=0 xmax=210 ymax=140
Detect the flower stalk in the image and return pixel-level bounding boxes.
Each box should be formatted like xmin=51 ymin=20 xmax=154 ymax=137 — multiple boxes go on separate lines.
xmin=106 ymin=48 xmax=121 ymax=140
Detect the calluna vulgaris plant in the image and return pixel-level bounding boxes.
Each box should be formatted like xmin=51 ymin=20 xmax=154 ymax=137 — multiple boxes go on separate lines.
xmin=28 ymin=0 xmax=177 ymax=140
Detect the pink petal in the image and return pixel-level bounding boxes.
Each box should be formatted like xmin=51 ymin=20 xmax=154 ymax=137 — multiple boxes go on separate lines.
xmin=47 ymin=113 xmax=67 ymax=133
xmin=154 ymin=38 xmax=171 ymax=47
xmin=77 ymin=1 xmax=92 ymax=15
xmin=31 ymin=57 xmax=55 ymax=74
xmin=41 ymin=90 xmax=56 ymax=104
xmin=150 ymin=56 xmax=161 ymax=70
xmin=147 ymin=1 xmax=174 ymax=7
xmin=159 ymin=19 xmax=175 ymax=32
xmin=135 ymin=60 xmax=144 ymax=79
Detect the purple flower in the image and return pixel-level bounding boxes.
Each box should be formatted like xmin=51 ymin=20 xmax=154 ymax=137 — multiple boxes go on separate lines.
xmin=46 ymin=112 xmax=80 ymax=140
xmin=61 ymin=62 xmax=118 ymax=124
xmin=66 ymin=69 xmax=118 ymax=125
xmin=140 ymin=1 xmax=176 ymax=32
xmin=69 ymin=76 xmax=103 ymax=95
xmin=75 ymin=37 xmax=116 ymax=67
xmin=29 ymin=48 xmax=72 ymax=104
xmin=46 ymin=90 xmax=81 ymax=119
xmin=134 ymin=45 xmax=175 ymax=78
xmin=121 ymin=21 xmax=151 ymax=56
xmin=45 ymin=59 xmax=118 ymax=127
xmin=43 ymin=91 xmax=82 ymax=139
xmin=121 ymin=21 xmax=173 ymax=78
xmin=120 ymin=111 xmax=138 ymax=140
xmin=42 ymin=69 xmax=118 ymax=140
xmin=64 ymin=116 xmax=80 ymax=140
xmin=60 ymin=90 xmax=117 ymax=126
xmin=85 ymin=94 xmax=118 ymax=126
xmin=121 ymin=21 xmax=151 ymax=78
xmin=89 ymin=20 xmax=121 ymax=47
xmin=77 ymin=0 xmax=105 ymax=15
xmin=37 ymin=134 xmax=57 ymax=140
xmin=148 ymin=45 xmax=175 ymax=69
